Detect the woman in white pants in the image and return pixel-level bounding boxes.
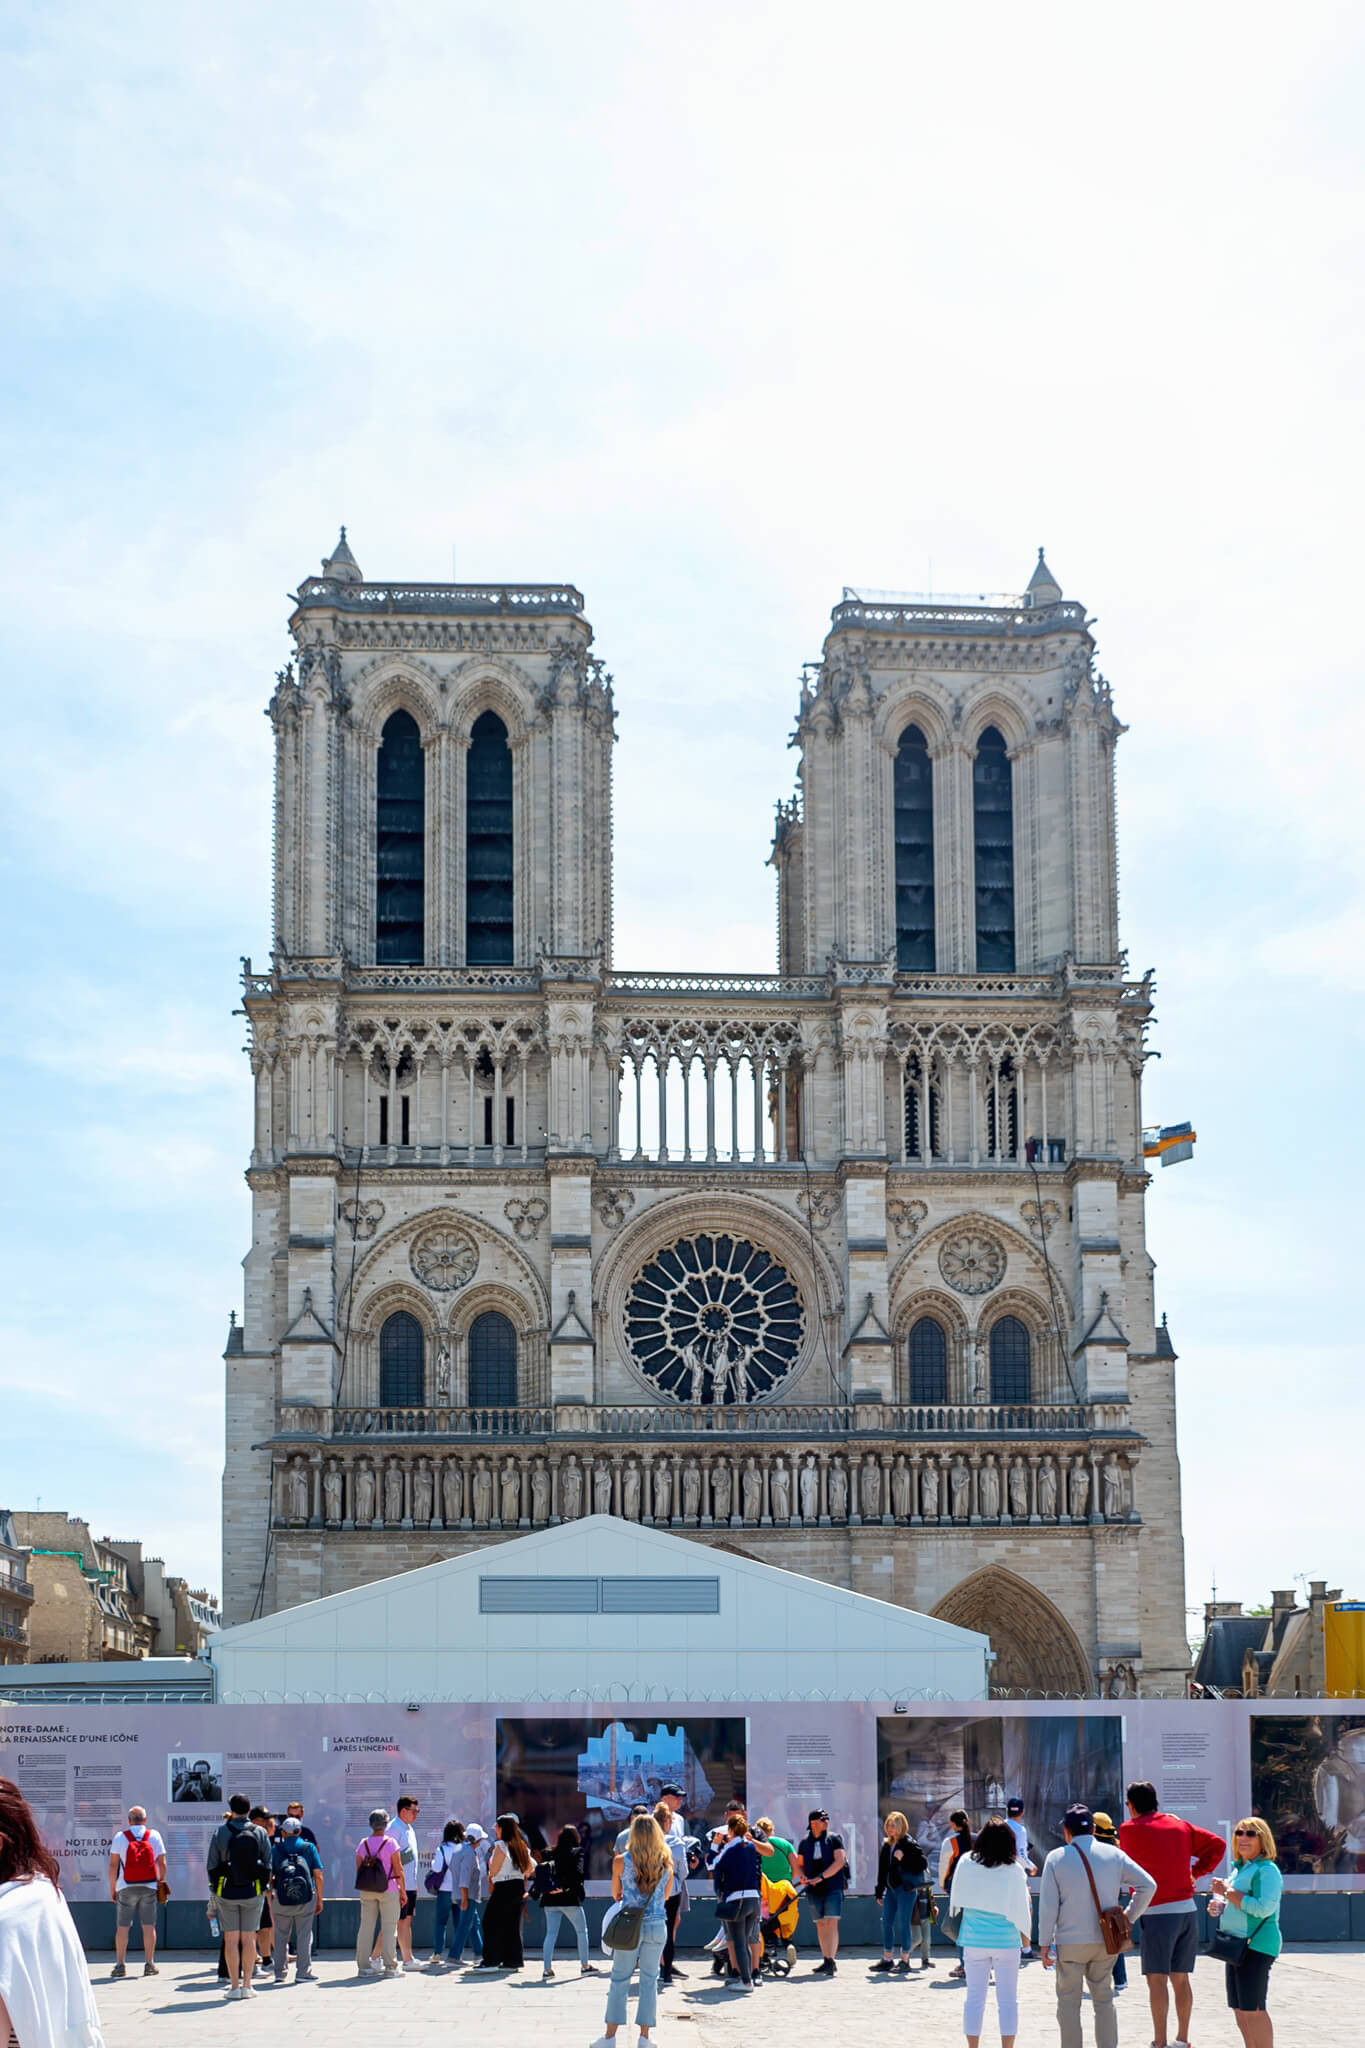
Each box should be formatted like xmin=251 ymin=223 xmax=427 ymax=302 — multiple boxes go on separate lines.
xmin=949 ymin=1817 xmax=1032 ymax=2048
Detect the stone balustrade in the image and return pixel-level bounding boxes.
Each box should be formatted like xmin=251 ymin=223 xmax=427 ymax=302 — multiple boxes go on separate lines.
xmin=275 ymin=1399 xmax=1129 ymax=1441
xmin=271 ymin=1436 xmax=1139 ymax=1535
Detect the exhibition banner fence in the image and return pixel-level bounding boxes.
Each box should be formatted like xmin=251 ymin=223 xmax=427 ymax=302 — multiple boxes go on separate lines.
xmin=0 ymin=1698 xmax=1360 ymax=1901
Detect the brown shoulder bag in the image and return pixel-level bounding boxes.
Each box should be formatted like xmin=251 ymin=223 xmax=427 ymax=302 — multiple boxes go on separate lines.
xmin=1073 ymin=1843 xmax=1132 ymax=1956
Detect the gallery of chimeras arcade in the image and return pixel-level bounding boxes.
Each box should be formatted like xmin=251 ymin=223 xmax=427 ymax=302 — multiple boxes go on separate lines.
xmin=223 ymin=533 xmax=1190 ymax=1699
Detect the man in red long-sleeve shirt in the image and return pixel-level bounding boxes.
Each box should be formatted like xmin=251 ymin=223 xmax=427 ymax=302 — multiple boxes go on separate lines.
xmin=1119 ymin=1780 xmax=1225 ymax=2048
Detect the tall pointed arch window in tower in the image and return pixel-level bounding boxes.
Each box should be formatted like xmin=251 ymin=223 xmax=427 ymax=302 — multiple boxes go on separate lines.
xmin=379 ymin=1310 xmax=425 ymax=1406
xmin=375 ymin=710 xmax=425 ymax=964
xmin=466 ymin=711 xmax=514 ymax=964
xmin=973 ymin=725 xmax=1015 ymax=971
xmin=468 ymin=1310 xmax=518 ymax=1408
xmin=894 ymin=724 xmax=935 ymax=969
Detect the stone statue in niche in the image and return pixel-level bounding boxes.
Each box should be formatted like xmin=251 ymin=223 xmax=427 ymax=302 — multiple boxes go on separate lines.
xmin=770 ymin=1459 xmax=791 ymax=1521
xmin=827 ymin=1460 xmax=849 ymax=1522
xmin=287 ymin=1462 xmax=309 ymax=1522
xmin=860 ymin=1458 xmax=881 ymax=1520
xmin=435 ymin=1341 xmax=452 ymax=1402
xmin=622 ymin=1460 xmax=642 ymax=1520
xmin=891 ymin=1456 xmax=912 ymax=1520
xmin=560 ymin=1457 xmax=583 ymax=1520
xmin=323 ymin=1461 xmax=343 ymax=1524
xmin=799 ymin=1455 xmax=820 ymax=1522
xmin=978 ymin=1457 xmax=1001 ymax=1520
xmin=950 ymin=1459 xmax=971 ymax=1520
xmin=1009 ymin=1459 xmax=1029 ymax=1520
xmin=442 ymin=1458 xmax=464 ymax=1526
xmin=711 ymin=1461 xmax=733 ymax=1521
xmin=682 ymin=1458 xmax=702 ymax=1521
xmin=500 ymin=1459 xmax=522 ymax=1524
xmin=531 ymin=1460 xmax=550 ymax=1524
xmin=472 ymin=1458 xmax=492 ymax=1525
xmin=383 ymin=1461 xmax=404 ymax=1524
xmin=593 ymin=1461 xmax=613 ymax=1516
xmin=1103 ymin=1458 xmax=1124 ymax=1520
xmin=920 ymin=1462 xmax=940 ymax=1519
xmin=354 ymin=1461 xmax=376 ymax=1525
xmin=741 ymin=1457 xmax=763 ymax=1521
xmin=1037 ymin=1459 xmax=1058 ymax=1520
xmin=411 ymin=1460 xmax=434 ymax=1525
xmin=653 ymin=1460 xmax=672 ymax=1522
xmin=1070 ymin=1460 xmax=1091 ymax=1520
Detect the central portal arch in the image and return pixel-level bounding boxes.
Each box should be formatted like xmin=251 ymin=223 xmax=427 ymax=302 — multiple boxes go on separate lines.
xmin=932 ymin=1566 xmax=1092 ymax=1695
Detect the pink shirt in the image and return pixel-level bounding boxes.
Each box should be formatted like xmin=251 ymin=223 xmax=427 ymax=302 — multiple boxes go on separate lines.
xmin=357 ymin=1834 xmax=401 ymax=1892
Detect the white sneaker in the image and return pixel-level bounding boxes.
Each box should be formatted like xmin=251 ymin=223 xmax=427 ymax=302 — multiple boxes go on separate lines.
xmin=588 ymin=2036 xmax=616 ymax=2048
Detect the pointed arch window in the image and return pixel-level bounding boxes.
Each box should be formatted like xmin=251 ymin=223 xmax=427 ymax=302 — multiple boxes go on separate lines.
xmin=908 ymin=1316 xmax=948 ymax=1402
xmin=379 ymin=1310 xmax=425 ymax=1406
xmin=973 ymin=725 xmax=1015 ymax=971
xmin=894 ymin=724 xmax=935 ymax=970
xmin=468 ymin=1310 xmax=518 ymax=1407
xmin=988 ymin=1315 xmax=1031 ymax=1404
xmin=904 ymin=1056 xmax=942 ymax=1159
xmin=376 ymin=711 xmax=425 ymax=964
xmin=466 ymin=711 xmax=514 ymax=964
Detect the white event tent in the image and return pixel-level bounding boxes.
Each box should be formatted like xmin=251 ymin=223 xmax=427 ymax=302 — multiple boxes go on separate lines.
xmin=209 ymin=1516 xmax=990 ymax=1703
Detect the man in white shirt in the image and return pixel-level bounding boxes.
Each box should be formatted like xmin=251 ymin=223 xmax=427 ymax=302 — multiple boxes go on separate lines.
xmin=381 ymin=1796 xmax=421 ymax=1970
xmin=107 ymin=1806 xmax=167 ymax=1978
xmin=1007 ymin=1797 xmax=1039 ymax=1959
xmin=657 ymin=1783 xmax=690 ymax=1985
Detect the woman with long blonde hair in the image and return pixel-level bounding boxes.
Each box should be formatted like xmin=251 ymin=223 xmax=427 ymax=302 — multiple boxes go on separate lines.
xmin=874 ymin=1810 xmax=929 ymax=1972
xmin=592 ymin=1814 xmax=672 ymax=2048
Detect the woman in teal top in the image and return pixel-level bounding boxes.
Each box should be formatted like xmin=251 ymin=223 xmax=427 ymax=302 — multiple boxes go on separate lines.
xmin=1209 ymin=1816 xmax=1282 ymax=2048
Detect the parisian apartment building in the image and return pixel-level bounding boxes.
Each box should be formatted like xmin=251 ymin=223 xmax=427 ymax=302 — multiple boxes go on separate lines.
xmin=3 ymin=1512 xmax=219 ymax=1665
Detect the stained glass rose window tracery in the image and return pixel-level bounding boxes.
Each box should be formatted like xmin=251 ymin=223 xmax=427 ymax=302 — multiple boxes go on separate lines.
xmin=624 ymin=1232 xmax=806 ymax=1403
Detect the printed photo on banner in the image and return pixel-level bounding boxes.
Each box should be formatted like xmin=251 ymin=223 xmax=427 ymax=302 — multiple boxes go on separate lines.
xmin=497 ymin=1716 xmax=745 ymax=1877
xmin=1251 ymin=1713 xmax=1365 ymax=1874
xmin=877 ymin=1713 xmax=1123 ymax=1862
xmin=168 ymin=1752 xmax=223 ymax=1804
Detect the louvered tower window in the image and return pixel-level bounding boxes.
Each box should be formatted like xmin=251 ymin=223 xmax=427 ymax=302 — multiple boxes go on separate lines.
xmin=973 ymin=725 xmax=1015 ymax=971
xmin=468 ymin=1310 xmax=518 ymax=1407
xmin=376 ymin=710 xmax=425 ymax=964
xmin=466 ymin=711 xmax=514 ymax=963
xmin=894 ymin=724 xmax=935 ymax=970
xmin=989 ymin=1315 xmax=1031 ymax=1403
xmin=904 ymin=1059 xmax=941 ymax=1158
xmin=986 ymin=1055 xmax=1019 ymax=1159
xmin=908 ymin=1316 xmax=948 ymax=1402
xmin=379 ymin=1310 xmax=425 ymax=1405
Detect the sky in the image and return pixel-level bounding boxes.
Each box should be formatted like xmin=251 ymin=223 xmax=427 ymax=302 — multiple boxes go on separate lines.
xmin=1 ymin=0 xmax=1362 ymax=1637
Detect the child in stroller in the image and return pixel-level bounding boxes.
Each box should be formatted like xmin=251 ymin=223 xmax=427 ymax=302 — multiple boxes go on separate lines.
xmin=758 ymin=1873 xmax=800 ymax=1976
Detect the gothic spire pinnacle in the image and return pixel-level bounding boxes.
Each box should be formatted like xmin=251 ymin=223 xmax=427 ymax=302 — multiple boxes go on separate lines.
xmin=322 ymin=526 xmax=363 ymax=583
xmin=1026 ymin=545 xmax=1061 ymax=605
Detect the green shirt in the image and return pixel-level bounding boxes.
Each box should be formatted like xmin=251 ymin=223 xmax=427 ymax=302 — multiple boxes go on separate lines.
xmin=759 ymin=1835 xmax=796 ymax=1885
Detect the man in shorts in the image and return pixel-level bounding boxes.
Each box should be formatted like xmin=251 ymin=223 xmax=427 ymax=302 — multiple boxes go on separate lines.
xmin=207 ymin=1794 xmax=272 ymax=2000
xmin=1120 ymin=1780 xmax=1225 ymax=2048
xmin=108 ymin=1806 xmax=166 ymax=1978
xmin=796 ymin=1809 xmax=848 ymax=1976
xmin=383 ymin=1795 xmax=421 ymax=1969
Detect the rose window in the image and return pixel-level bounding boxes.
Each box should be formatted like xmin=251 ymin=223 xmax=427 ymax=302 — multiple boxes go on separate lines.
xmin=624 ymin=1233 xmax=805 ymax=1403
xmin=410 ymin=1226 xmax=479 ymax=1292
xmin=938 ymin=1229 xmax=1005 ymax=1296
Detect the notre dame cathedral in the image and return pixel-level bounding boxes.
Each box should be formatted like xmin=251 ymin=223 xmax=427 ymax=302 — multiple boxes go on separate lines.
xmin=222 ymin=532 xmax=1190 ymax=1696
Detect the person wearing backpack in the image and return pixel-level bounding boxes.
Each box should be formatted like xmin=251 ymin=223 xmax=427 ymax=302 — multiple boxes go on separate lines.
xmin=539 ymin=1824 xmax=596 ymax=1978
xmin=206 ymin=1794 xmax=272 ymax=2000
xmin=270 ymin=1817 xmax=324 ymax=1983
xmin=107 ymin=1805 xmax=167 ymax=1979
xmin=354 ymin=1808 xmax=406 ymax=1977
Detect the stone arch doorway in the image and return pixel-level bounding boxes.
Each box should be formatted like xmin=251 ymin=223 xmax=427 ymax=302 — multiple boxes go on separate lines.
xmin=932 ymin=1566 xmax=1092 ymax=1695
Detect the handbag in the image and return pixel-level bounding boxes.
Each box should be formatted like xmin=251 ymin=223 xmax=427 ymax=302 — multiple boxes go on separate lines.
xmin=715 ymin=1894 xmax=744 ymax=1922
xmin=942 ymin=1905 xmax=963 ymax=1945
xmin=602 ymin=1903 xmax=646 ymax=1951
xmin=157 ymin=1880 xmax=172 ymax=1905
xmin=1204 ymin=1918 xmax=1248 ymax=1965
xmin=1073 ymin=1843 xmax=1132 ymax=1956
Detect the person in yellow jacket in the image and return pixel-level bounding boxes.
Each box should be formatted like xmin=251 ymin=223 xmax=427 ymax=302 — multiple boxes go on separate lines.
xmin=760 ymin=1872 xmax=801 ymax=1971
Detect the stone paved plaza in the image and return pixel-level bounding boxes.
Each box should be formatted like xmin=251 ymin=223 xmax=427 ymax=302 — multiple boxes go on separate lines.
xmin=85 ymin=1944 xmax=1363 ymax=2047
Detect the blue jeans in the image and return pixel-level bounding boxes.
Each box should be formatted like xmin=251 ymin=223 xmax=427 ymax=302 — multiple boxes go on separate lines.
xmin=543 ymin=1904 xmax=588 ymax=1968
xmin=432 ymin=1892 xmax=458 ymax=1956
xmin=449 ymin=1899 xmax=483 ymax=1960
xmin=605 ymin=1926 xmax=665 ymax=2030
xmin=882 ymin=1888 xmax=915 ymax=1954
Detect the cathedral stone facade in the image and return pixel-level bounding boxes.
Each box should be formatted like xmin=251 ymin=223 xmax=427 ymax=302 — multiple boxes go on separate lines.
xmin=223 ymin=534 xmax=1190 ymax=1697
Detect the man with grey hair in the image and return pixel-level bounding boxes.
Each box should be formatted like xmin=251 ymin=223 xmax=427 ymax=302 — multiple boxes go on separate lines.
xmin=108 ymin=1806 xmax=166 ymax=1978
xmin=271 ymin=1815 xmax=324 ymax=1982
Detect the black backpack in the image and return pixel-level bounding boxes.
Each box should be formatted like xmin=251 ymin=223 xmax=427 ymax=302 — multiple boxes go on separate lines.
xmin=274 ymin=1846 xmax=314 ymax=1908
xmin=221 ymin=1823 xmax=270 ymax=1898
xmin=529 ymin=1859 xmax=557 ymax=1901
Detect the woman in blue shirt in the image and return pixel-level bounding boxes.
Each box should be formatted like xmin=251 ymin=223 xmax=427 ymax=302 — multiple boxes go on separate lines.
xmin=1209 ymin=1816 xmax=1282 ymax=2048
xmin=947 ymin=1817 xmax=1031 ymax=2047
xmin=592 ymin=1814 xmax=672 ymax=2048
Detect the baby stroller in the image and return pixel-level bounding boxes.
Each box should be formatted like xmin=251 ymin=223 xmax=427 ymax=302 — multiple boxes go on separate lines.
xmin=758 ymin=1876 xmax=800 ymax=1978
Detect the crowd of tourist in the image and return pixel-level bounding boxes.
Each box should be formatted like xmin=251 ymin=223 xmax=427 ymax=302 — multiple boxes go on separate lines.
xmin=0 ymin=1765 xmax=1290 ymax=2048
